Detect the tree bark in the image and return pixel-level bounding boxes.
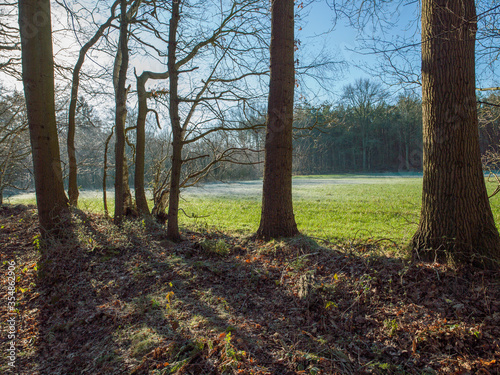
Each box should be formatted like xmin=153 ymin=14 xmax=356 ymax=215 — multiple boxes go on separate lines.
xmin=67 ymin=2 xmax=119 ymax=207
xmin=18 ymin=0 xmax=68 ymax=234
xmin=135 ymin=73 xmax=150 ymax=215
xmin=103 ymin=126 xmax=114 ymax=218
xmin=166 ymin=0 xmax=183 ymax=242
xmin=135 ymin=70 xmax=168 ymax=216
xmin=256 ymin=0 xmax=299 ymax=240
xmin=167 ymin=130 xmax=183 ymax=241
xmin=412 ymin=0 xmax=500 ymax=269
xmin=113 ymin=0 xmax=134 ymax=224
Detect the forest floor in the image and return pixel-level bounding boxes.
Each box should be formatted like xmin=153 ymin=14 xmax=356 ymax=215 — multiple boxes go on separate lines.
xmin=0 ymin=204 xmax=499 ymax=375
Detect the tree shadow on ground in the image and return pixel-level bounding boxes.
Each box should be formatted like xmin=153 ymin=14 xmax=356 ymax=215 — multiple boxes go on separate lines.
xmin=1 ymin=207 xmax=499 ymax=374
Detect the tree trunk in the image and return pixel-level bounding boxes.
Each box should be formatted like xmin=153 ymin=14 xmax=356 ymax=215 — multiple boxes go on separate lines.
xmin=152 ymin=189 xmax=169 ymax=223
xmin=113 ymin=0 xmax=133 ymax=224
xmin=412 ymin=0 xmax=500 ymax=269
xmin=67 ymin=81 xmax=79 ymax=206
xmin=166 ymin=0 xmax=183 ymax=242
xmin=67 ymin=3 xmax=118 ymax=207
xmin=405 ymin=142 xmax=410 ymax=171
xmin=167 ymin=130 xmax=183 ymax=241
xmin=135 ymin=70 xmax=168 ymax=216
xmin=103 ymin=127 xmax=114 ymax=217
xmin=19 ymin=0 xmax=69 ymax=235
xmin=135 ymin=74 xmax=150 ymax=215
xmin=362 ymin=134 xmax=367 ymax=171
xmin=256 ymin=0 xmax=299 ymax=240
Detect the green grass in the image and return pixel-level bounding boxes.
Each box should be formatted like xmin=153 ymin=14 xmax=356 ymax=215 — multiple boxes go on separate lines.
xmin=8 ymin=174 xmax=500 ymax=244
xmin=177 ymin=176 xmax=500 ymax=243
xmin=179 ymin=177 xmax=424 ymax=243
xmin=293 ymin=180 xmax=424 ymax=242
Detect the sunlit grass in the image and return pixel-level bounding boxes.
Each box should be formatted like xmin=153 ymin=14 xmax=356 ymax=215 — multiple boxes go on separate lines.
xmin=179 ymin=178 xmax=424 ymax=243
xmin=8 ymin=174 xmax=500 ymax=244
xmin=180 ymin=176 xmax=500 ymax=243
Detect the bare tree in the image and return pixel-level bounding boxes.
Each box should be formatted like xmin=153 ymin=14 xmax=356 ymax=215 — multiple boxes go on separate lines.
xmin=165 ymin=0 xmax=183 ymax=240
xmin=64 ymin=0 xmax=120 ymax=206
xmin=135 ymin=70 xmax=167 ymax=215
xmin=342 ymin=78 xmax=386 ymax=172
xmin=149 ymin=0 xmax=269 ymax=241
xmin=0 ymin=91 xmax=31 ymax=204
xmin=0 ymin=1 xmax=21 ymax=79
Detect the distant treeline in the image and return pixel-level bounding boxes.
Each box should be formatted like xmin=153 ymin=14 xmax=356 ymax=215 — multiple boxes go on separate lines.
xmin=291 ymin=84 xmax=500 ymax=175
xmin=292 ymin=95 xmax=423 ymax=174
xmin=2 ymin=84 xmax=500 ymax=198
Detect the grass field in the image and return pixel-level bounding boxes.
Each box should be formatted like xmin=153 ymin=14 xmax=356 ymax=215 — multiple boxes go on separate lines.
xmin=3 ymin=176 xmax=500 ymax=374
xmin=9 ymin=174 xmax=500 ymax=244
xmin=180 ymin=177 xmax=424 ymax=243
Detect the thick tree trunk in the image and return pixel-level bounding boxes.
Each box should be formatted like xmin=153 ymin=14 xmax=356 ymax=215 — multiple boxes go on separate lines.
xmin=412 ymin=0 xmax=500 ymax=269
xmin=166 ymin=0 xmax=183 ymax=242
xmin=122 ymin=159 xmax=133 ymax=213
xmin=256 ymin=0 xmax=299 ymax=240
xmin=19 ymin=0 xmax=69 ymax=234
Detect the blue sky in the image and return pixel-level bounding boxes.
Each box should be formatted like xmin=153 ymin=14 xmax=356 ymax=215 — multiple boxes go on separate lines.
xmin=298 ymin=0 xmax=500 ymax=100
xmin=295 ymin=1 xmax=422 ymax=100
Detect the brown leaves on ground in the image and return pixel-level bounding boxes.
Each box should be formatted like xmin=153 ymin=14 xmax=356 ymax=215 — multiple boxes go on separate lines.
xmin=0 ymin=204 xmax=499 ymax=374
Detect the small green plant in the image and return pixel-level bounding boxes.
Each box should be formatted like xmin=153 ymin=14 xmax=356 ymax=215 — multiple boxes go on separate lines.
xmin=470 ymin=328 xmax=481 ymax=338
xmin=224 ymin=332 xmax=235 ymax=357
xmin=150 ymin=298 xmax=161 ymax=309
xmin=367 ymin=360 xmax=403 ymax=373
xmin=33 ymin=234 xmax=42 ymax=251
xmin=166 ymin=282 xmax=175 ymax=309
xmin=359 ymin=274 xmax=373 ymax=294
xmin=290 ymin=256 xmax=307 ymax=271
xmin=222 ymin=332 xmax=246 ymax=366
xmin=384 ymin=318 xmax=398 ymax=337
xmin=376 ymin=362 xmax=390 ymax=370
xmin=215 ymin=239 xmax=229 ymax=255
xmin=199 ymin=238 xmax=230 ymax=256
xmin=325 ymin=300 xmax=337 ymax=310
